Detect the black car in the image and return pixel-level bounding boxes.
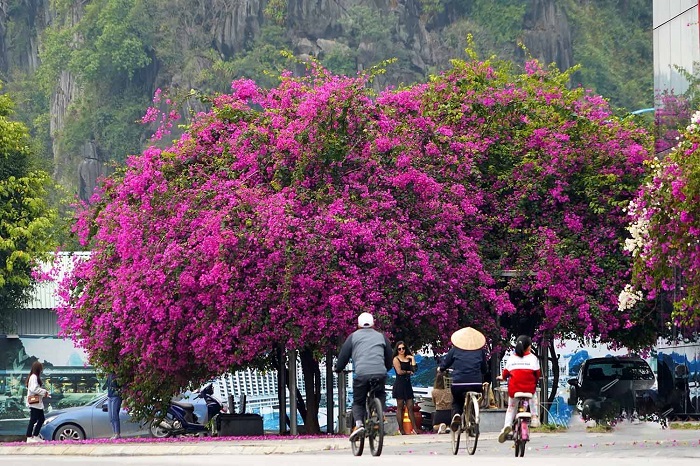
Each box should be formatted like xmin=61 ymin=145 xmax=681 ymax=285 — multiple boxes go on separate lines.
xmin=567 ymin=357 xmax=655 ymax=414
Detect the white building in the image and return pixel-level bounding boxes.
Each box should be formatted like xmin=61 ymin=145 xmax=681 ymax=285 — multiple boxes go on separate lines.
xmin=653 ymin=0 xmax=699 ymax=94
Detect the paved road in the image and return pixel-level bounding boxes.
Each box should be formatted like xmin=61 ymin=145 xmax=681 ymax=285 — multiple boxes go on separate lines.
xmin=0 ymin=454 xmax=698 ymax=466
xmin=316 ymin=422 xmax=700 ymax=458
xmin=0 ymin=421 xmax=697 ymax=465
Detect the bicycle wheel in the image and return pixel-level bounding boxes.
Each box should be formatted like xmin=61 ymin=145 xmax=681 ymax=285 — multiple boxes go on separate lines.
xmin=465 ymin=395 xmax=480 ymax=455
xmin=451 ymin=424 xmax=461 ymax=455
xmin=351 ymin=429 xmax=364 ymax=456
xmin=368 ymin=397 xmax=384 ymax=457
xmin=517 ymin=420 xmax=527 ymax=457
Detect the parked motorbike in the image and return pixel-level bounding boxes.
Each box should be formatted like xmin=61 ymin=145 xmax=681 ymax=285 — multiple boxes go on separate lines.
xmin=149 ymin=384 xmax=226 ymax=438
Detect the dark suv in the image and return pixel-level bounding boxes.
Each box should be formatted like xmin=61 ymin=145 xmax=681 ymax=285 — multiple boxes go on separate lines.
xmin=567 ymin=357 xmax=655 ymax=413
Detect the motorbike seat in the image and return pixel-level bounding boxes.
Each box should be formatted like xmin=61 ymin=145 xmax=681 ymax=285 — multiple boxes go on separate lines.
xmin=514 ymin=392 xmax=533 ymax=399
xmin=171 ymin=400 xmax=195 ymax=411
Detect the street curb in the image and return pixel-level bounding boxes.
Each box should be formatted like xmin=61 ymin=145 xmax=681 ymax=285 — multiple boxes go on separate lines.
xmin=0 ymin=433 xmax=465 ymax=456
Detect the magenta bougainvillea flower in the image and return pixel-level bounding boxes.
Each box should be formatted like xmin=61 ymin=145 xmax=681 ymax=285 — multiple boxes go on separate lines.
xmin=56 ymin=57 xmax=653 ymax=421
xmin=626 ymin=109 xmax=700 ymax=331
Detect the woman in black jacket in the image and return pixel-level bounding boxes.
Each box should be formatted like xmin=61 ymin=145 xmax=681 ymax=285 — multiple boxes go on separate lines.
xmin=438 ymin=327 xmax=487 ymax=432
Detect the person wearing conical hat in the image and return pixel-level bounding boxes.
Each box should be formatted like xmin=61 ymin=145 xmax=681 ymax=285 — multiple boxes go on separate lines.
xmin=437 ymin=327 xmax=487 ymax=432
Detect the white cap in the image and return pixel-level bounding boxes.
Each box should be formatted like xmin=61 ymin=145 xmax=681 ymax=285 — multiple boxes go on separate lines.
xmin=358 ymin=312 xmax=374 ymax=328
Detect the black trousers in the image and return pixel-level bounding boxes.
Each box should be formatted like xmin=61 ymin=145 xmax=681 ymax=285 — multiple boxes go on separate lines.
xmin=26 ymin=407 xmax=45 ymax=437
xmin=352 ymin=374 xmax=387 ymax=425
xmin=451 ymin=384 xmax=483 ymax=417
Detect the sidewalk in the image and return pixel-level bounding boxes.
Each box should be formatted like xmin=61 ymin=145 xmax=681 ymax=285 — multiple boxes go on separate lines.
xmin=0 ymin=432 xmax=461 ymax=456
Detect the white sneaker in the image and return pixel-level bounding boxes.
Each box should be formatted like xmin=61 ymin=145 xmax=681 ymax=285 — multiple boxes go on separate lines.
xmin=349 ymin=426 xmax=364 ymax=441
xmin=450 ymin=414 xmax=461 ymax=432
xmin=26 ymin=437 xmax=35 ymax=443
xmin=498 ymin=426 xmax=511 ymax=443
xmin=34 ymin=437 xmax=45 ymax=443
xmin=437 ymin=423 xmax=447 ymax=434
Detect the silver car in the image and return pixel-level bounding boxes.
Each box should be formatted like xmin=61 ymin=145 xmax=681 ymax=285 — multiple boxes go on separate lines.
xmin=40 ymin=394 xmax=149 ymax=440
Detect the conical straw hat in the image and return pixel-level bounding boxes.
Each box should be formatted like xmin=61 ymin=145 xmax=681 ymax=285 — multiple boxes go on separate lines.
xmin=450 ymin=327 xmax=486 ymax=350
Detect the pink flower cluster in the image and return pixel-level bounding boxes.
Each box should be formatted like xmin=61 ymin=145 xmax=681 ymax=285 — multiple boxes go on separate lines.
xmin=628 ymin=107 xmax=700 ymax=330
xmin=56 ymin=58 xmax=652 ymax=418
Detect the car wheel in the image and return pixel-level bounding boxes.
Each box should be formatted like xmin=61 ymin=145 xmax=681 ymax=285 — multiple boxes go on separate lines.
xmin=54 ymin=423 xmax=85 ymax=441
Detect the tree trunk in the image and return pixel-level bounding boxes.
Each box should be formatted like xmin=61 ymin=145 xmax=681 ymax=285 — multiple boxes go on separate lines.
xmin=548 ymin=340 xmax=559 ymax=403
xmin=300 ymin=348 xmax=322 ymax=434
xmin=274 ymin=346 xmax=308 ymax=433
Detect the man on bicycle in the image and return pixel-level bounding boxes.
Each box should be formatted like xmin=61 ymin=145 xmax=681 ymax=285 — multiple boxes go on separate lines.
xmin=335 ymin=312 xmax=393 ymax=441
xmin=437 ymin=327 xmax=487 ymax=432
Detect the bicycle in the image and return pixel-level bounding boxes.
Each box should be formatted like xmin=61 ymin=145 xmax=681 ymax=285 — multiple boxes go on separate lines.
xmin=451 ymin=390 xmax=481 ymax=455
xmin=350 ymin=377 xmax=384 ymax=457
xmin=510 ymin=391 xmax=533 ymax=457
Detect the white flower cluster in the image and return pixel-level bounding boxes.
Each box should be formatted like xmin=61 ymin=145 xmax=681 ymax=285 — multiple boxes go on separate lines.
xmin=618 ymin=284 xmax=643 ymax=312
xmin=689 ymin=110 xmax=700 ymax=133
xmin=692 ymin=110 xmax=700 ymax=125
xmin=624 ymin=200 xmax=649 ymax=256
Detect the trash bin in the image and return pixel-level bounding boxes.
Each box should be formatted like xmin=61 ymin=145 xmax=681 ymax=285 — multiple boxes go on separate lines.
xmin=217 ymin=413 xmax=264 ymax=436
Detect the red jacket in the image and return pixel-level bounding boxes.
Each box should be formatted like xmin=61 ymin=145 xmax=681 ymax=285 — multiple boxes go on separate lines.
xmin=501 ymin=350 xmax=541 ymax=398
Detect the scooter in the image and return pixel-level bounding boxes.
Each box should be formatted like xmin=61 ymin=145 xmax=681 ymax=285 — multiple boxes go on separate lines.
xmin=150 ymin=383 xmax=226 ymax=438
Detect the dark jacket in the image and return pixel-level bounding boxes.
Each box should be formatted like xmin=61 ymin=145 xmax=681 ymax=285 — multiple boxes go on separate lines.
xmin=335 ymin=328 xmax=393 ymax=377
xmin=439 ymin=347 xmax=487 ymax=385
xmin=104 ymin=373 xmax=121 ymax=398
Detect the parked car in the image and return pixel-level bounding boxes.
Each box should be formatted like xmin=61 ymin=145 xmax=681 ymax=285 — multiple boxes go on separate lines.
xmin=41 ymin=392 xmax=211 ymax=441
xmin=567 ymin=356 xmax=655 ymax=415
xmin=40 ymin=394 xmax=150 ymax=440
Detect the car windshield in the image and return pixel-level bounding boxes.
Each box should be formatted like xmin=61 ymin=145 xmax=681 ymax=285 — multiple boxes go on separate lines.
xmin=586 ymin=360 xmax=654 ymax=380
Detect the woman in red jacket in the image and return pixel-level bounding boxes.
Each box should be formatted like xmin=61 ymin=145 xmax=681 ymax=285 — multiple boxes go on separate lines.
xmin=496 ymin=335 xmax=541 ymax=443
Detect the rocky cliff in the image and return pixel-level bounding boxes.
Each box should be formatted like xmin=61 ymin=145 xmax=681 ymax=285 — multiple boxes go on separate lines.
xmin=0 ymin=0 xmax=647 ymax=202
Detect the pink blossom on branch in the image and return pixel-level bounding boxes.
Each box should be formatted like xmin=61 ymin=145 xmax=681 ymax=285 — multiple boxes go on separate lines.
xmin=56 ymin=57 xmax=653 ymax=421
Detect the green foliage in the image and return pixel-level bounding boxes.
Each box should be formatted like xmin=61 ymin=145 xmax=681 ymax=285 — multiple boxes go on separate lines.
xmin=675 ymin=63 xmax=700 ymax=109
xmin=469 ymin=0 xmax=527 ymax=45
xmin=263 ymin=0 xmax=287 ymax=25
xmin=1 ymin=71 xmax=52 ymax=170
xmin=35 ymin=27 xmax=74 ymax=95
xmin=670 ymin=422 xmax=700 ymax=430
xmin=322 ymin=48 xmax=358 ymax=77
xmin=417 ymin=0 xmax=444 ymax=17
xmin=68 ymin=0 xmax=153 ymax=81
xmin=563 ymin=0 xmax=653 ymax=111
xmin=338 ymin=6 xmax=396 ymax=46
xmin=203 ymin=25 xmax=294 ymax=91
xmin=0 ymin=89 xmax=59 ymax=327
xmin=61 ymin=89 xmax=149 ymax=163
xmin=328 ymin=6 xmax=412 ymax=81
xmin=531 ymin=424 xmax=567 ymax=432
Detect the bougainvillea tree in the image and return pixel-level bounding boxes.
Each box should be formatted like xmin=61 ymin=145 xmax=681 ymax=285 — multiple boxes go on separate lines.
xmin=624 ymin=110 xmax=700 ymax=331
xmin=414 ymin=58 xmax=657 ymax=396
xmin=57 ymin=56 xmax=654 ymax=428
xmin=655 ymin=91 xmax=691 ymax=154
